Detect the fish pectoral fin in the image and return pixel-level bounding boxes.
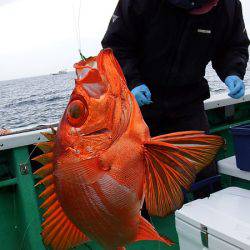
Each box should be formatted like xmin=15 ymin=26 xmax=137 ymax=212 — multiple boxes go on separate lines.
xmin=133 ymin=216 xmax=173 ymax=246
xmin=144 ymin=131 xmax=224 ymax=217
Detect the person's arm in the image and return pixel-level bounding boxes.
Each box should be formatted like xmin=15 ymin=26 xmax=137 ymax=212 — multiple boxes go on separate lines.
xmin=212 ymin=0 xmax=250 ymax=82
xmin=0 ymin=129 xmax=12 ymax=136
xmin=102 ymin=0 xmax=151 ymax=89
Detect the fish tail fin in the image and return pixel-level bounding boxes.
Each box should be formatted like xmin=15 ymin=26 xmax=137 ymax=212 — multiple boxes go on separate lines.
xmin=33 ymin=130 xmax=89 ymax=250
xmin=133 ymin=216 xmax=174 ymax=246
xmin=144 ymin=131 xmax=224 ymax=217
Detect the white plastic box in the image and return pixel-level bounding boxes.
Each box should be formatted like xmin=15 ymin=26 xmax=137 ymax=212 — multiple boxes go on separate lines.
xmin=175 ymin=187 xmax=250 ymax=250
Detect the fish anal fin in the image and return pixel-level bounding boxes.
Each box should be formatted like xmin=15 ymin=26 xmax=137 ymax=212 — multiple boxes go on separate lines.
xmin=133 ymin=216 xmax=173 ymax=246
xmin=144 ymin=131 xmax=224 ymax=217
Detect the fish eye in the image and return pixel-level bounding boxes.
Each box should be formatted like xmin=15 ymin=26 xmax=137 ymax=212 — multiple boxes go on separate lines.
xmin=67 ymin=100 xmax=88 ymax=127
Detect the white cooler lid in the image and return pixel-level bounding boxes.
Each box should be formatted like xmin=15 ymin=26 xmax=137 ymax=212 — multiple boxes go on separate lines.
xmin=176 ymin=187 xmax=250 ymax=249
xmin=218 ymin=156 xmax=250 ymax=181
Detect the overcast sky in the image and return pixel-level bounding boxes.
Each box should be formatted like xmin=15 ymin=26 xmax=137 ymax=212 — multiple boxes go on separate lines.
xmin=0 ymin=0 xmax=249 ymax=81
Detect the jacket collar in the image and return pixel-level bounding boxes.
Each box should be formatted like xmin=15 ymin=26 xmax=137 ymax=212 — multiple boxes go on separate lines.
xmin=190 ymin=0 xmax=219 ymax=15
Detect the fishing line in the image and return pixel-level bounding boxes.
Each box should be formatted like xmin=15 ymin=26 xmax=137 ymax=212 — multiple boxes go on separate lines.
xmin=77 ymin=0 xmax=82 ymax=52
xmin=77 ymin=0 xmax=82 ymax=53
xmin=72 ymin=0 xmax=80 ymax=55
xmin=72 ymin=0 xmax=86 ymax=60
xmin=23 ymin=144 xmax=38 ymax=166
xmin=23 ymin=125 xmax=56 ymax=165
xmin=19 ymin=217 xmax=36 ymax=250
xmin=12 ymin=185 xmax=17 ymax=231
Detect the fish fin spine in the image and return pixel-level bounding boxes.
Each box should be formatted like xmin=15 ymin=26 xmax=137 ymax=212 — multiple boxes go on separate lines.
xmin=41 ymin=131 xmax=56 ymax=141
xmin=35 ymin=141 xmax=55 ymax=153
xmin=33 ymin=130 xmax=89 ymax=250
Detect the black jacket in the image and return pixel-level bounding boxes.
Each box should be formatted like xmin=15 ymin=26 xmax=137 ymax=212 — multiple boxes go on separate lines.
xmin=102 ymin=0 xmax=249 ymax=108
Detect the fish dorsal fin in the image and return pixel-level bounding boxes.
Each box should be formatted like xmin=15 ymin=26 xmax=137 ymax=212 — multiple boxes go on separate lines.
xmin=33 ymin=131 xmax=89 ymax=250
xmin=144 ymin=131 xmax=224 ymax=217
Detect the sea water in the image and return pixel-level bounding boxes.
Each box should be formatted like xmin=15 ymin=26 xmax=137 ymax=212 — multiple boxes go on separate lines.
xmin=0 ymin=64 xmax=249 ymax=130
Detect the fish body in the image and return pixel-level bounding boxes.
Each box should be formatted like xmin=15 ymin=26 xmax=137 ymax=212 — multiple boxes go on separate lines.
xmin=34 ymin=49 xmax=224 ymax=250
xmin=54 ymin=88 xmax=148 ymax=248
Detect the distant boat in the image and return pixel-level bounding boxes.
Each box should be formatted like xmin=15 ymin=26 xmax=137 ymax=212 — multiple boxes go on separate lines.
xmin=51 ymin=69 xmax=73 ymax=75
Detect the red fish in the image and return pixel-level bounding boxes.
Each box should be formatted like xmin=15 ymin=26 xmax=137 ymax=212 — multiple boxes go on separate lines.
xmin=33 ymin=49 xmax=224 ymax=250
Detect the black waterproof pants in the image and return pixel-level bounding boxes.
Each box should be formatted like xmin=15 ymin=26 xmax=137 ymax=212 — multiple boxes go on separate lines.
xmin=141 ymin=99 xmax=209 ymax=135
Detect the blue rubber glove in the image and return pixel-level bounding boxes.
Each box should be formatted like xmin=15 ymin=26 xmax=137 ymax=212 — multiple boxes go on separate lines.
xmin=224 ymin=75 xmax=245 ymax=99
xmin=131 ymin=84 xmax=152 ymax=107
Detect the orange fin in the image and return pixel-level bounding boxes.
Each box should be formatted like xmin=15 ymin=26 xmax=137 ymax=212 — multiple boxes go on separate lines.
xmin=39 ymin=184 xmax=55 ymax=199
xmin=41 ymin=205 xmax=89 ymax=250
xmin=34 ymin=163 xmax=54 ymax=178
xmin=144 ymin=131 xmax=224 ymax=216
xmin=35 ymin=174 xmax=54 ymax=187
xmin=35 ymin=141 xmax=54 ymax=153
xmin=33 ymin=152 xmax=53 ymax=165
xmin=41 ymin=131 xmax=56 ymax=141
xmin=134 ymin=216 xmax=173 ymax=246
xmin=33 ymin=130 xmax=89 ymax=250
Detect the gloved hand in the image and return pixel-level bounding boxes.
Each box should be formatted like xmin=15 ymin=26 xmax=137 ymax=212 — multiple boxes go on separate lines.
xmin=131 ymin=84 xmax=152 ymax=107
xmin=224 ymin=75 xmax=245 ymax=99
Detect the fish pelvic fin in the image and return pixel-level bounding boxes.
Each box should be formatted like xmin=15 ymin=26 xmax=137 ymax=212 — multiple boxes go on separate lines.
xmin=144 ymin=131 xmax=224 ymax=217
xmin=133 ymin=216 xmax=173 ymax=246
xmin=33 ymin=130 xmax=89 ymax=250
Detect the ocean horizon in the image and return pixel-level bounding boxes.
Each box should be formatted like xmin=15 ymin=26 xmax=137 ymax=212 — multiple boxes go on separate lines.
xmin=0 ymin=63 xmax=249 ymax=130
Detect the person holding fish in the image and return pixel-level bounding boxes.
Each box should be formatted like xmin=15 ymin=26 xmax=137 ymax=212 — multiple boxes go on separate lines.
xmin=102 ymin=0 xmax=249 ymax=202
xmin=31 ymin=2 xmax=247 ymax=249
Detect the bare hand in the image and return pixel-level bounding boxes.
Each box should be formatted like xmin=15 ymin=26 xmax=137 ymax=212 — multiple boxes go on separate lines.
xmin=0 ymin=129 xmax=12 ymax=136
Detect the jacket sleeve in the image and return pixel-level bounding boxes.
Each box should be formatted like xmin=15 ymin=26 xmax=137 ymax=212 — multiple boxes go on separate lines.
xmin=102 ymin=0 xmax=148 ymax=89
xmin=212 ymin=0 xmax=250 ymax=82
